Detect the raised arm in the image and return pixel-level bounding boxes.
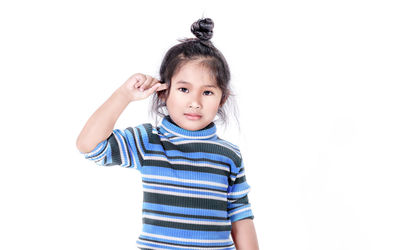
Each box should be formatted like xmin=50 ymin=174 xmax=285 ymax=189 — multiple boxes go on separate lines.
xmin=76 ymin=73 xmax=166 ymax=153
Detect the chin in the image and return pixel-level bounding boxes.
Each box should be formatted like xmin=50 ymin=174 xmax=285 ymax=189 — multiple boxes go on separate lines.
xmin=181 ymin=123 xmax=205 ymax=131
xmin=180 ymin=119 xmax=209 ymax=131
xmin=170 ymin=113 xmax=213 ymax=131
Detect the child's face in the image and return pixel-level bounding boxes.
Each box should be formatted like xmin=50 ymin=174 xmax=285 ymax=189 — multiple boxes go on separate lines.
xmin=165 ymin=60 xmax=223 ymax=131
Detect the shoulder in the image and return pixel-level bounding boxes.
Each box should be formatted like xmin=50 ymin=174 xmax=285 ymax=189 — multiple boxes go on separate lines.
xmin=216 ymin=137 xmax=242 ymax=156
xmin=215 ymin=136 xmax=243 ymax=167
xmin=114 ymin=123 xmax=157 ymax=142
xmin=140 ymin=122 xmax=163 ymax=143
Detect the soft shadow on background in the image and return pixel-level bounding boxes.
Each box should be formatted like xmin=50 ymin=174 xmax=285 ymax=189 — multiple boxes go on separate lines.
xmin=0 ymin=0 xmax=399 ymax=249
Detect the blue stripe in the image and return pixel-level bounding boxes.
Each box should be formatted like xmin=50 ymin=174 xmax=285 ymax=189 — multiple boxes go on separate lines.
xmin=81 ymin=140 xmax=107 ymax=158
xmin=80 ymin=116 xmax=254 ymax=247
xmin=113 ymin=129 xmax=129 ymax=166
xmin=142 ymin=185 xmax=227 ymax=199
xmin=141 ymin=167 xmax=228 ymax=187
xmin=142 ymin=202 xmax=227 ymax=218
xmin=141 ymin=224 xmax=231 ymax=240
xmin=125 ymin=128 xmax=141 ymax=169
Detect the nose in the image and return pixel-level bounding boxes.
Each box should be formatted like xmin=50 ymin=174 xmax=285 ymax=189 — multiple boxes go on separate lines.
xmin=189 ymin=102 xmax=201 ymax=109
xmin=189 ymin=95 xmax=201 ymax=109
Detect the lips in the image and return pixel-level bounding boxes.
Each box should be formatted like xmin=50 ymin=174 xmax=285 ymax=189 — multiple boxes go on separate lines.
xmin=184 ymin=113 xmax=202 ymax=120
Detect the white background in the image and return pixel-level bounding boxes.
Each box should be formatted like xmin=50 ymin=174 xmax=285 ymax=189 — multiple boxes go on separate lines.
xmin=1 ymin=0 xmax=399 ymax=249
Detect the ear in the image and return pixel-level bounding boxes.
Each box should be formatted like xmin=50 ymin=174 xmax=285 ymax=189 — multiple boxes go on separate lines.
xmin=157 ymin=91 xmax=166 ymax=102
xmin=219 ymin=90 xmax=230 ymax=107
xmin=219 ymin=97 xmax=227 ymax=107
xmin=157 ymin=85 xmax=169 ymax=103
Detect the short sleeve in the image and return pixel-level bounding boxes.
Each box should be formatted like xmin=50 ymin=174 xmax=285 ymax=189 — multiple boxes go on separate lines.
xmin=227 ymin=159 xmax=254 ymax=223
xmin=79 ymin=126 xmax=145 ymax=170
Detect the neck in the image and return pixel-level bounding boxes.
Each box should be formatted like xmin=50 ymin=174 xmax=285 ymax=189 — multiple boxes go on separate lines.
xmin=160 ymin=115 xmax=217 ymax=140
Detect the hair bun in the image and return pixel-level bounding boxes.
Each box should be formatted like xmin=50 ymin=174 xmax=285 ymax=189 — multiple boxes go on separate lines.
xmin=191 ymin=18 xmax=214 ymax=41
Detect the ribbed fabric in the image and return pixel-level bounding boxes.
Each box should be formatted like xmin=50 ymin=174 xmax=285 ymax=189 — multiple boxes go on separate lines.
xmin=80 ymin=116 xmax=254 ymax=250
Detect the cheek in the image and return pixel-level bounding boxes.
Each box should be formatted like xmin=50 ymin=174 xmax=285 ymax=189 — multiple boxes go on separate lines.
xmin=207 ymin=97 xmax=223 ymax=112
xmin=165 ymin=97 xmax=173 ymax=109
xmin=165 ymin=91 xmax=179 ymax=110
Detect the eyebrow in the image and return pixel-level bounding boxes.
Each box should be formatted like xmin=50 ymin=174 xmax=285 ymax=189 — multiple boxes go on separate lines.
xmin=176 ymin=80 xmax=217 ymax=88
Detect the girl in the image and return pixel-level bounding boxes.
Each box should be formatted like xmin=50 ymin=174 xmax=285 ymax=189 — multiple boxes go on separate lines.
xmin=76 ymin=17 xmax=259 ymax=250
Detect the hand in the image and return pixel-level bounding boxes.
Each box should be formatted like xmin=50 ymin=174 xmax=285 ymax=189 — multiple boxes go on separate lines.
xmin=117 ymin=73 xmax=167 ymax=102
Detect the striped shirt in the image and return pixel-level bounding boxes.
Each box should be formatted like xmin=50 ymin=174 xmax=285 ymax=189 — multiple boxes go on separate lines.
xmin=80 ymin=116 xmax=254 ymax=250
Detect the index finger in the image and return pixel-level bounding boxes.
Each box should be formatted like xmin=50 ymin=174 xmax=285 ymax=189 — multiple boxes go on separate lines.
xmin=132 ymin=74 xmax=146 ymax=88
xmin=156 ymin=83 xmax=168 ymax=91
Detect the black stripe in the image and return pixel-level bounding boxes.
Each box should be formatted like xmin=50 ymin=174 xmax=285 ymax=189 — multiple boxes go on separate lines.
xmin=154 ymin=153 xmax=231 ymax=167
xmin=127 ymin=127 xmax=145 ymax=167
xmin=142 ymin=208 xmax=228 ymax=221
xmin=133 ymin=124 xmax=240 ymax=179
xmin=120 ymin=130 xmax=132 ymax=167
xmin=107 ymin=134 xmax=122 ymax=166
xmin=141 ymin=123 xmax=242 ymax=168
xmin=142 ymin=217 xmax=232 ymax=231
xmin=89 ymin=140 xmax=107 ymax=159
xmin=227 ymin=196 xmax=250 ymax=208
xmin=143 ymin=192 xmax=227 ymax=211
xmin=138 ymin=237 xmax=234 ymax=248
xmin=142 ymin=180 xmax=226 ymax=194
xmin=137 ymin=130 xmax=233 ymax=170
xmin=103 ymin=154 xmax=108 ymax=166
xmin=160 ymin=140 xmax=241 ymax=165
xmin=143 ymin=160 xmax=229 ymax=177
xmin=233 ymin=175 xmax=247 ymax=185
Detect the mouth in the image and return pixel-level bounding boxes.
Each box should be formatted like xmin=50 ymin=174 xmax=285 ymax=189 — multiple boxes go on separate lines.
xmin=184 ymin=113 xmax=202 ymax=120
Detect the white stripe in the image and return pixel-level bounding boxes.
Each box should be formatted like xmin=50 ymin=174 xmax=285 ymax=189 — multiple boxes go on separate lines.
xmin=219 ymin=139 xmax=240 ymax=151
xmin=140 ymin=232 xmax=233 ymax=243
xmin=84 ymin=141 xmax=106 ymax=158
xmin=135 ymin=127 xmax=230 ymax=172
xmin=133 ymin=127 xmax=147 ymax=168
xmin=160 ymin=138 xmax=241 ymax=158
xmin=144 ymin=155 xmax=229 ymax=172
xmin=130 ymin=128 xmax=145 ymax=168
xmin=168 ymin=136 xmax=184 ymax=142
xmin=113 ymin=130 xmax=130 ymax=167
xmin=236 ymin=171 xmax=245 ymax=178
xmin=229 ymin=169 xmax=245 ymax=182
xmin=137 ymin=241 xmax=233 ymax=250
xmin=228 ymin=206 xmax=252 ymax=217
xmin=146 ymin=155 xmax=230 ymax=172
xmin=136 ymin=243 xmax=169 ymax=250
xmin=90 ymin=147 xmax=107 ymax=165
xmin=167 ymin=160 xmax=228 ymax=172
xmin=143 ymin=188 xmax=227 ymax=202
xmin=143 ymin=182 xmax=225 ymax=195
xmin=137 ymin=240 xmax=233 ymax=250
xmin=90 ymin=149 xmax=106 ymax=163
xmin=142 ymin=174 xmax=227 ymax=188
xmin=135 ymin=127 xmax=240 ymax=169
xmin=161 ymin=124 xmax=216 ymax=140
xmin=94 ymin=157 xmax=105 ymax=165
xmin=228 ymin=187 xmax=250 ymax=196
xmin=142 ymin=214 xmax=230 ymax=226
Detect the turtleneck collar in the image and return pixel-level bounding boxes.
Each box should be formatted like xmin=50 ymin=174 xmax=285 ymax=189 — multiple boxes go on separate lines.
xmin=159 ymin=115 xmax=217 ymax=140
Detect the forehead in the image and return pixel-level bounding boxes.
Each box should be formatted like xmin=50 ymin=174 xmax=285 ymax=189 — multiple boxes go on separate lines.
xmin=171 ymin=60 xmax=216 ymax=86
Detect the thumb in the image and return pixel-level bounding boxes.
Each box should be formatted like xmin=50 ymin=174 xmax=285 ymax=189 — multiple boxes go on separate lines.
xmin=156 ymin=83 xmax=168 ymax=91
xmin=143 ymin=83 xmax=163 ymax=96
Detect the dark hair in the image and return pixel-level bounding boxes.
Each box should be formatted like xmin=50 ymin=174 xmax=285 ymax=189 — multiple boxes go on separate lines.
xmin=151 ymin=17 xmax=239 ymax=130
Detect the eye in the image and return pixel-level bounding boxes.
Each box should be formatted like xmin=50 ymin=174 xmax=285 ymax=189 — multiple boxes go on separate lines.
xmin=178 ymin=87 xmax=189 ymax=93
xmin=203 ymin=90 xmax=214 ymax=96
